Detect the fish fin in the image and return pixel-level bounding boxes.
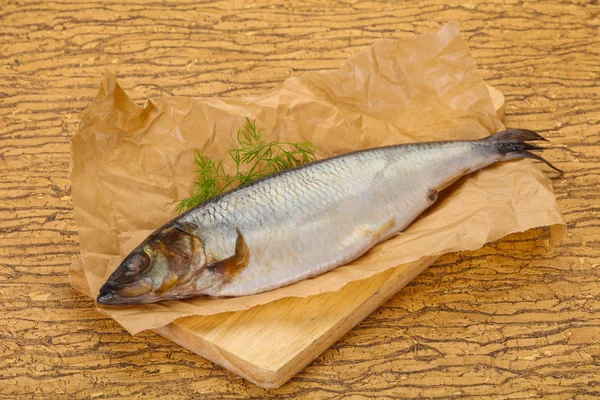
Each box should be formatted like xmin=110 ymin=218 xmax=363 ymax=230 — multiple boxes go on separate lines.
xmin=427 ymin=189 xmax=438 ymax=202
xmin=485 ymin=129 xmax=563 ymax=173
xmin=371 ymin=218 xmax=397 ymax=243
xmin=487 ymin=128 xmax=548 ymax=142
xmin=207 ymin=228 xmax=250 ymax=282
xmin=506 ymin=151 xmax=564 ymax=173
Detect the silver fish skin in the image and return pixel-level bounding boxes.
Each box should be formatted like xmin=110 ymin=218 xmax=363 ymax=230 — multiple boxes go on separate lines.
xmin=97 ymin=129 xmax=560 ymax=305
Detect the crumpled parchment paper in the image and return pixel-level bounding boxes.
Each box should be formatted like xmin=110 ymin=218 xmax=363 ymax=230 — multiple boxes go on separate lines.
xmin=70 ymin=22 xmax=565 ymax=334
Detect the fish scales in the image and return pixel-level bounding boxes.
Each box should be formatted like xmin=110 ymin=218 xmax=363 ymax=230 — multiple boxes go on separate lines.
xmin=180 ymin=142 xmax=478 ymax=296
xmin=97 ymin=129 xmax=561 ymax=305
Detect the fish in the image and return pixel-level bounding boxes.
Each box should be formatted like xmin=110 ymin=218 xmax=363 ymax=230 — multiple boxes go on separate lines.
xmin=97 ymin=129 xmax=561 ymax=305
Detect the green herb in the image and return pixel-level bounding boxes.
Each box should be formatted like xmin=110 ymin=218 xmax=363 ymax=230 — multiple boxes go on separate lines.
xmin=176 ymin=117 xmax=318 ymax=213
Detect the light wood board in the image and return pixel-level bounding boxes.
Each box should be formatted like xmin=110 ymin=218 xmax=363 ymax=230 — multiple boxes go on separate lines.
xmin=68 ymin=85 xmax=505 ymax=389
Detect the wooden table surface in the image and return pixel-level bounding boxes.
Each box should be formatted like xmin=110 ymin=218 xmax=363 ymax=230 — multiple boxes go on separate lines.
xmin=2 ymin=1 xmax=598 ymax=398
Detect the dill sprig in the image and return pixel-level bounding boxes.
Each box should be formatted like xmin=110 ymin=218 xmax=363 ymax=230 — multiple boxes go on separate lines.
xmin=176 ymin=117 xmax=318 ymax=213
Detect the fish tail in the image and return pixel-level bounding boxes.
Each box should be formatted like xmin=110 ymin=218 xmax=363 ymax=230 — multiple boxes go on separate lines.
xmin=484 ymin=129 xmax=563 ymax=173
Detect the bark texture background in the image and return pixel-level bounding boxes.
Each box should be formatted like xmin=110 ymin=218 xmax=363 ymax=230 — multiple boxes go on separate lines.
xmin=1 ymin=1 xmax=598 ymax=398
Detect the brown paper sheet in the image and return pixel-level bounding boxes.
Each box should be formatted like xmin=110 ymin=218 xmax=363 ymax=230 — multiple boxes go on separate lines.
xmin=70 ymin=22 xmax=565 ymax=335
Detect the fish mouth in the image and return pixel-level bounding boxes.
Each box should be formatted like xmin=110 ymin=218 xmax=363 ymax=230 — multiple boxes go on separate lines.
xmin=96 ymin=282 xmax=151 ymax=306
xmin=96 ymin=282 xmax=135 ymax=305
xmin=97 ymin=284 xmax=120 ymax=305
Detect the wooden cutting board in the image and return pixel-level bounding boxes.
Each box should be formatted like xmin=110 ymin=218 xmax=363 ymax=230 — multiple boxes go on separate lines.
xmin=69 ymin=85 xmax=505 ymax=389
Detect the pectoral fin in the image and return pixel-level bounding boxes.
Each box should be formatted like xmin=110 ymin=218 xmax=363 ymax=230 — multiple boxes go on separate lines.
xmin=207 ymin=228 xmax=250 ymax=282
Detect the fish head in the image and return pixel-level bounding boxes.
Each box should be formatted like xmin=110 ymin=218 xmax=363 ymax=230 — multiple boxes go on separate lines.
xmin=97 ymin=225 xmax=207 ymax=305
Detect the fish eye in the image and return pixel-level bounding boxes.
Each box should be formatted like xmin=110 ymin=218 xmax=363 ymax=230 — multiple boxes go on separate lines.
xmin=125 ymin=252 xmax=150 ymax=275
